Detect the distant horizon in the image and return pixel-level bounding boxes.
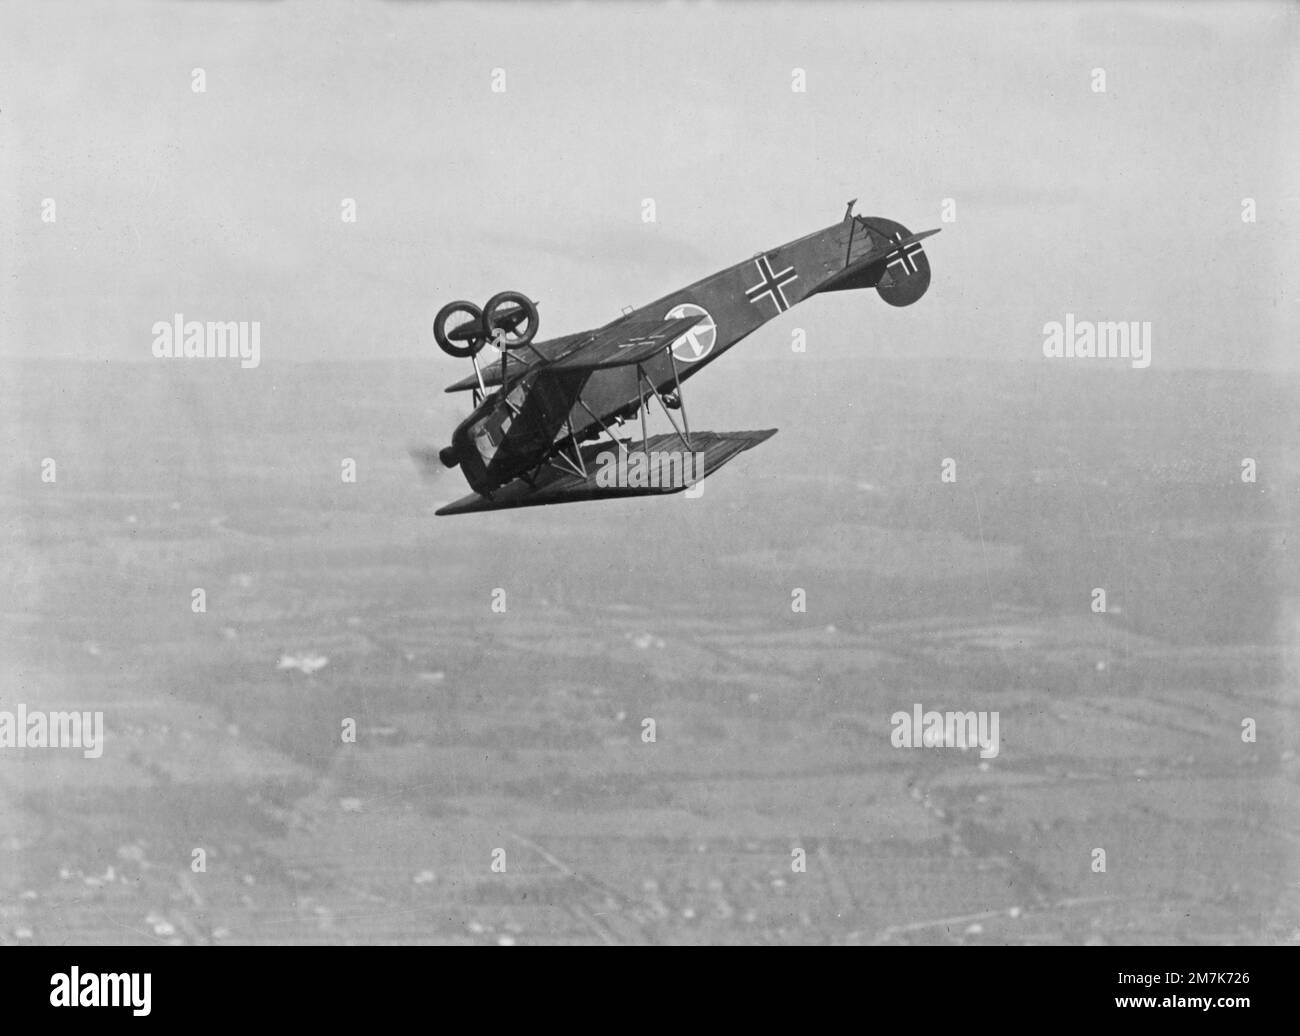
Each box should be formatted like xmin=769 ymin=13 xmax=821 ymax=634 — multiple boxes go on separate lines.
xmin=2 ymin=352 xmax=1293 ymax=375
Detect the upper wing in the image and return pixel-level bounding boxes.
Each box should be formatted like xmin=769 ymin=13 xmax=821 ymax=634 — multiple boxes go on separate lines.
xmin=442 ymin=331 xmax=585 ymax=393
xmin=542 ymin=315 xmax=703 ymax=372
xmin=442 ymin=357 xmax=530 ymax=394
xmin=429 ymin=429 xmax=777 ymax=515
xmin=442 ymin=316 xmax=703 ymax=393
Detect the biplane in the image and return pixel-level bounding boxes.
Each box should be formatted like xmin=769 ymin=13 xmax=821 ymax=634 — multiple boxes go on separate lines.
xmin=418 ymin=201 xmax=938 ymax=515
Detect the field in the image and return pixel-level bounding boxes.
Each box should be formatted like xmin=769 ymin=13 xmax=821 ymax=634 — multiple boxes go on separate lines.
xmin=1 ymin=357 xmax=1296 ymax=944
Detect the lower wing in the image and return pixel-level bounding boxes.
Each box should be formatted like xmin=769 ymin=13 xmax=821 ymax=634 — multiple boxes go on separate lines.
xmin=421 ymin=429 xmax=777 ymax=515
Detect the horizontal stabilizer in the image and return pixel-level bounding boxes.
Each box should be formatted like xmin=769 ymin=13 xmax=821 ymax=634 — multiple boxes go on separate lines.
xmin=813 ymin=227 xmax=940 ymax=295
xmin=433 ymin=429 xmax=777 ymax=515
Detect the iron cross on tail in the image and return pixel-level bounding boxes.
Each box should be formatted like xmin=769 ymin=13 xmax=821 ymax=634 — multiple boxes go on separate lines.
xmin=418 ymin=203 xmax=939 ymax=515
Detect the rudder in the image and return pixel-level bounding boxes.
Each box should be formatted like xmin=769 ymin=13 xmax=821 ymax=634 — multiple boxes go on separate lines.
xmin=857 ymin=216 xmax=932 ymax=307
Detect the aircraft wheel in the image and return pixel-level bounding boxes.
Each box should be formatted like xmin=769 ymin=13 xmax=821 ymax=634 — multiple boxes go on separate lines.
xmin=433 ymin=300 xmax=486 ymax=358
xmin=482 ymin=291 xmax=539 ymax=350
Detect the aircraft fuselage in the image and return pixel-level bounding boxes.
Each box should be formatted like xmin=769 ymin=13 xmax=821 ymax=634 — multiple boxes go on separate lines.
xmin=449 ymin=214 xmax=925 ymax=495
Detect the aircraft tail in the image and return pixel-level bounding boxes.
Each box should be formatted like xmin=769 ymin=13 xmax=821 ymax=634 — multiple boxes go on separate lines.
xmin=814 ymin=217 xmax=938 ymax=307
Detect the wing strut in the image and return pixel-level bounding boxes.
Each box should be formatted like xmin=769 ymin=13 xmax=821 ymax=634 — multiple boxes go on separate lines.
xmin=667 ymin=346 xmax=692 ymax=445
xmin=470 ymin=352 xmax=488 ymax=402
xmin=548 ymin=412 xmax=588 ymax=479
xmin=636 ymin=354 xmax=692 ymax=456
xmin=497 ymin=335 xmax=550 ymax=393
xmin=541 ymin=340 xmax=695 ymax=480
xmin=576 ymin=395 xmax=630 ymax=456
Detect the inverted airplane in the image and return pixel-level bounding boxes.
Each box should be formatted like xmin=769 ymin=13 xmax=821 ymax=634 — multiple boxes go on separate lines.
xmin=419 ymin=201 xmax=938 ymax=515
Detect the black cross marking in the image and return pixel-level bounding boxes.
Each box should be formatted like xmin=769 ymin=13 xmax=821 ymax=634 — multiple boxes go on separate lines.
xmin=886 ymin=232 xmax=926 ymax=276
xmin=744 ymin=255 xmax=799 ymax=313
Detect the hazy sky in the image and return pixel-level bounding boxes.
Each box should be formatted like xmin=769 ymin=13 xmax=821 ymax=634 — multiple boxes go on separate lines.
xmin=2 ymin=0 xmax=1296 ymax=369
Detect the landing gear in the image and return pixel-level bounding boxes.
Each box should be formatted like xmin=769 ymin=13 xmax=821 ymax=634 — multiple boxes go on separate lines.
xmin=434 ymin=290 xmax=541 ymax=402
xmin=482 ymin=291 xmax=539 ymax=350
xmin=433 ymin=300 xmax=487 ymax=359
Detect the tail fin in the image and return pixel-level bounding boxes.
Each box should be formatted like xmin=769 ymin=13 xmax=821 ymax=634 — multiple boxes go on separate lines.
xmin=816 ymin=217 xmax=937 ymax=307
xmin=871 ymin=218 xmax=933 ymax=307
